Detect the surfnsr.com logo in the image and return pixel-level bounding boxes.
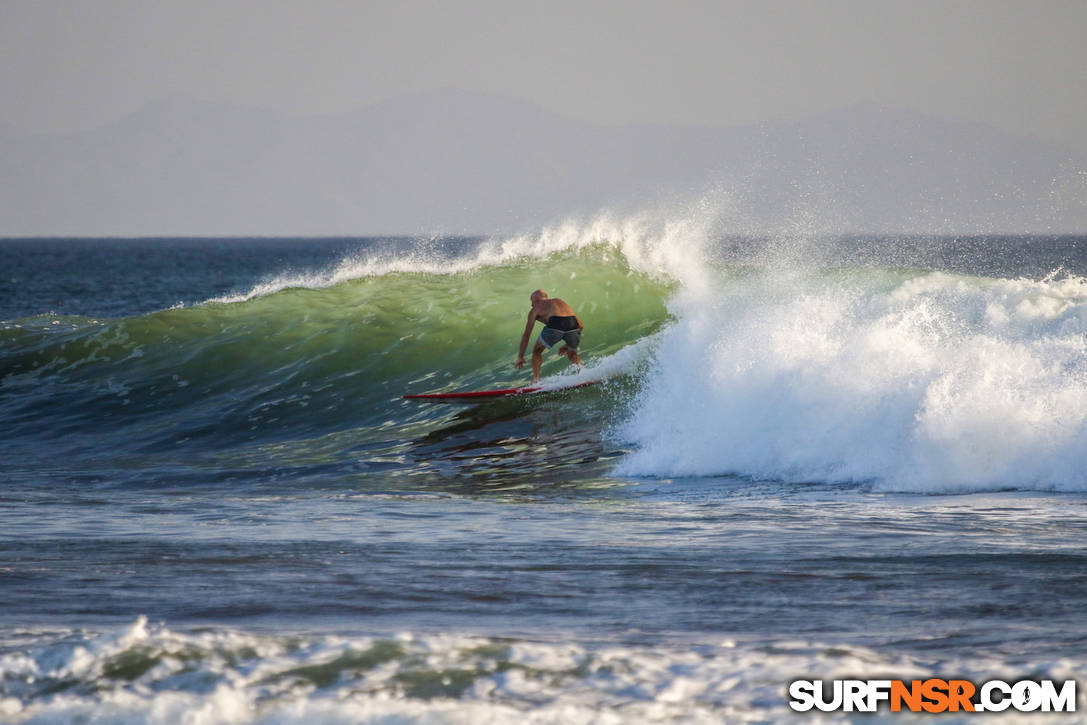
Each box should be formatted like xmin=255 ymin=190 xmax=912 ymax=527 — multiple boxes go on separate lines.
xmin=788 ymin=679 xmax=1077 ymax=713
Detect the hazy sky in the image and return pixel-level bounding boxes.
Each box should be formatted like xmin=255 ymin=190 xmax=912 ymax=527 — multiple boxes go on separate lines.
xmin=2 ymin=0 xmax=1085 ymax=152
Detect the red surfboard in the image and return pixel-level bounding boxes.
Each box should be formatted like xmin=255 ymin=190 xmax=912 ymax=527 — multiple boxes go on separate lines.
xmin=404 ymin=380 xmax=599 ymax=403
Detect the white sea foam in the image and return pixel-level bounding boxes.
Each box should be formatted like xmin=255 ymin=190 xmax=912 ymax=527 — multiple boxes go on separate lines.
xmin=207 ymin=205 xmax=719 ymax=304
xmin=2 ymin=619 xmax=1074 ymax=724
xmin=615 ymin=265 xmax=1087 ymax=492
xmin=537 ymin=331 xmax=665 ymax=391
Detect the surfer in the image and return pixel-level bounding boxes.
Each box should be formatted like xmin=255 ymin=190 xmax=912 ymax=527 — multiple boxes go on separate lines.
xmin=515 ymin=289 xmax=583 ymax=382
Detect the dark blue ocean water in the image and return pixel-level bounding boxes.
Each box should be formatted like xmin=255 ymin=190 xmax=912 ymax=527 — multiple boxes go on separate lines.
xmin=3 ymin=234 xmax=1087 ymax=722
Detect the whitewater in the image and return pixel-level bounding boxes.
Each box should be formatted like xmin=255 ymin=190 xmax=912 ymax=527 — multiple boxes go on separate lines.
xmin=3 ymin=218 xmax=1087 ymax=723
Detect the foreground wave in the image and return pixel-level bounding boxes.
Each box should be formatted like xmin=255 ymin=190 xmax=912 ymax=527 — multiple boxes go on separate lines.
xmin=5 ymin=617 xmax=1081 ymax=724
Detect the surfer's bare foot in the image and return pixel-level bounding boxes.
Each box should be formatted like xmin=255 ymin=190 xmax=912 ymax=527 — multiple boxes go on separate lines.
xmin=559 ymin=346 xmax=582 ymax=365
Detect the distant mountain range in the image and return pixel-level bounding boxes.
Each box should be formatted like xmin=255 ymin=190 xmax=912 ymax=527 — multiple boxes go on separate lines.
xmin=1 ymin=89 xmax=1084 ymax=236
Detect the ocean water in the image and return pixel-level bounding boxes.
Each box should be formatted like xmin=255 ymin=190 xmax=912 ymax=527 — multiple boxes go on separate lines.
xmin=3 ymin=220 xmax=1087 ymax=723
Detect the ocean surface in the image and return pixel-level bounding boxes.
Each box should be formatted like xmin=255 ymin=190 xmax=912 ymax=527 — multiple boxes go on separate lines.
xmin=3 ymin=221 xmax=1087 ymax=723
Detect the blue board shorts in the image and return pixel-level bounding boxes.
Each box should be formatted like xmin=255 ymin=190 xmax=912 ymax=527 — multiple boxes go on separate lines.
xmin=539 ymin=315 xmax=581 ymax=349
xmin=540 ymin=327 xmax=581 ymax=349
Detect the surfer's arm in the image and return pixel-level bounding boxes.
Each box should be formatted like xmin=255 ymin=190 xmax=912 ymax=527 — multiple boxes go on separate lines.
xmin=515 ymin=310 xmax=536 ymax=366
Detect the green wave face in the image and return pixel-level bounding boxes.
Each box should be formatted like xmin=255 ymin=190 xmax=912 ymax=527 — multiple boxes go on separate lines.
xmin=1 ymin=245 xmax=673 ymax=457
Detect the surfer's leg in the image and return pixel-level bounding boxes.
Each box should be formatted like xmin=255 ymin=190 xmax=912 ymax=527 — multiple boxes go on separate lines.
xmin=532 ymin=341 xmax=545 ymax=382
xmin=559 ymin=331 xmax=582 ymax=365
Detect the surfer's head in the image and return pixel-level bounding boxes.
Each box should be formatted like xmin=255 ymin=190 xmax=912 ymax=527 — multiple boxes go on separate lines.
xmin=530 ymin=289 xmax=547 ymax=303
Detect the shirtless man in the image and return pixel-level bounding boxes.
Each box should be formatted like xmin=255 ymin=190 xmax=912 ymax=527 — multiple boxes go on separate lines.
xmin=514 ymin=289 xmax=584 ymax=382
